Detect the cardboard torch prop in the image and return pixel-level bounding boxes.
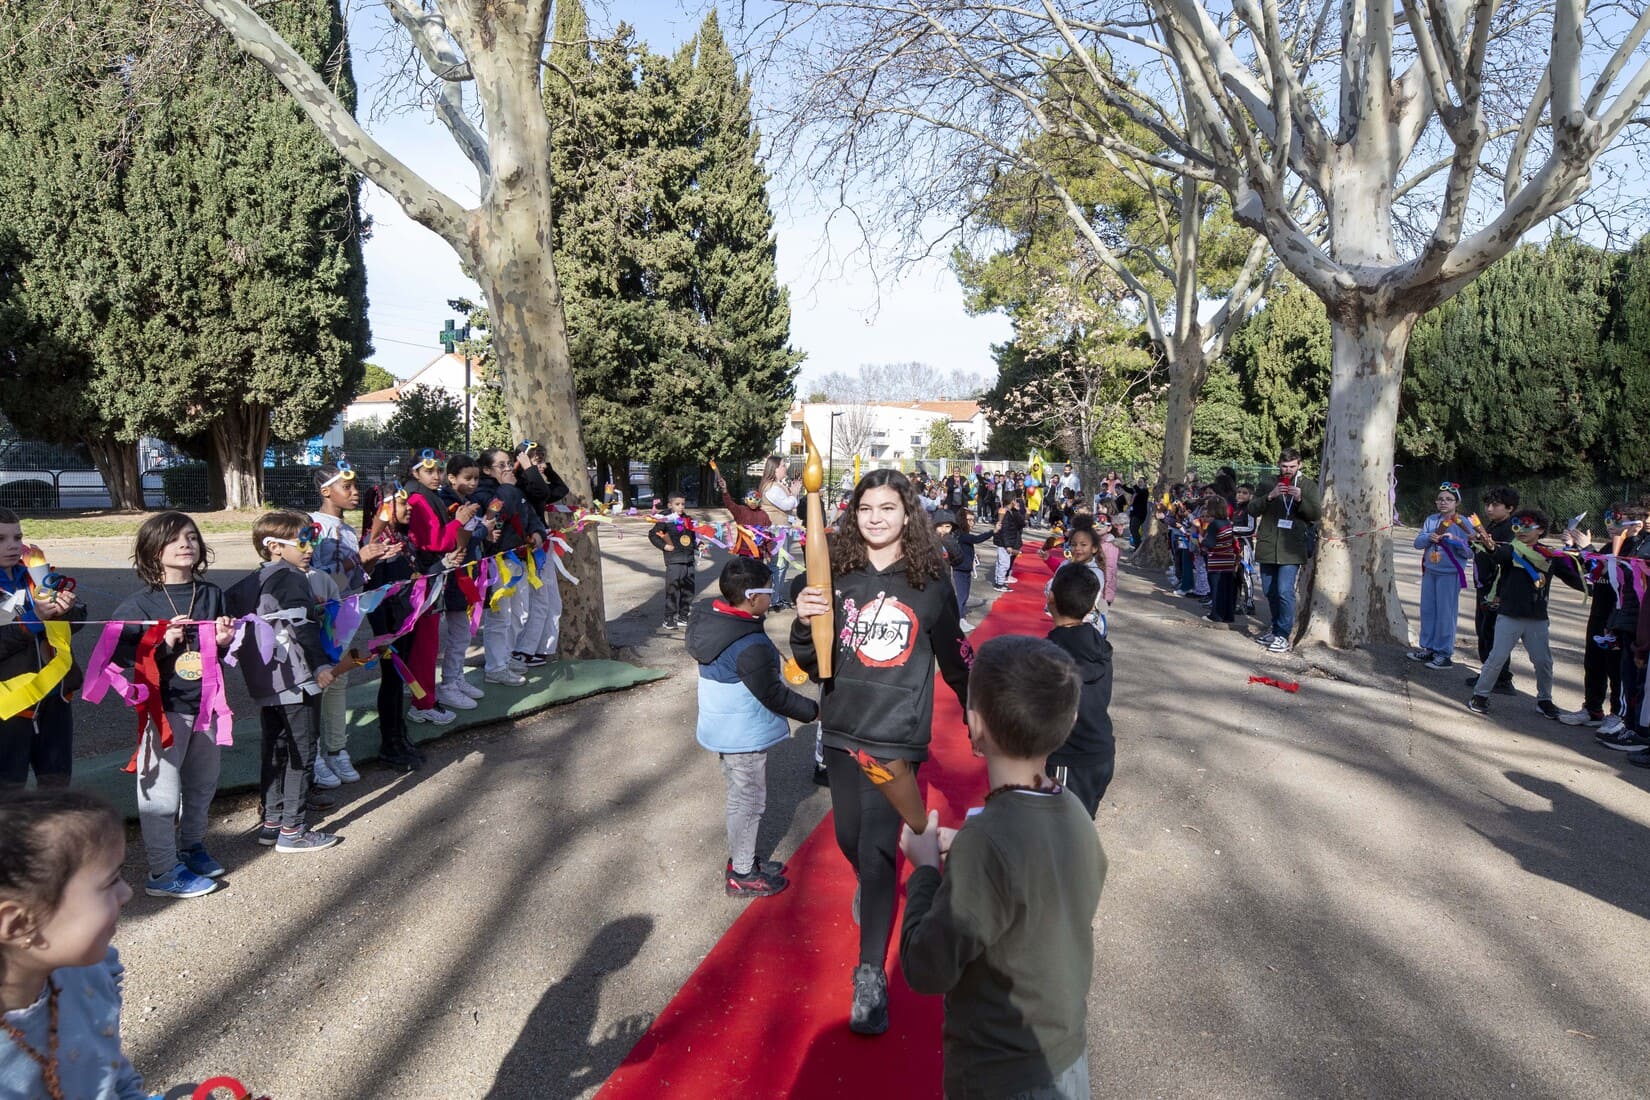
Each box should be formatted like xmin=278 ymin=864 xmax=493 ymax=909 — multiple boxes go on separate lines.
xmin=800 ymin=423 xmax=833 ymax=680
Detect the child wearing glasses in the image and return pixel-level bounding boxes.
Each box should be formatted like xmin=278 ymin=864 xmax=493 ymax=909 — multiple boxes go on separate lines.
xmin=1407 ymin=483 xmax=1473 ymax=670
xmin=224 ymin=511 xmax=340 ymax=854
xmin=311 ymin=462 xmax=401 ymax=787
xmin=685 ymin=556 xmax=817 ymax=898
xmin=1466 ymin=510 xmax=1585 ymax=718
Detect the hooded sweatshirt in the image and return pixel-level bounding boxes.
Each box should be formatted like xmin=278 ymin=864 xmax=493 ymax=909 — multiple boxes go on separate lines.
xmin=1486 ymin=539 xmax=1585 ymax=621
xmin=474 ymin=474 xmax=546 ymax=554
xmin=790 ymin=557 xmax=972 ymax=762
xmin=649 ymin=513 xmax=700 ymax=564
xmin=686 ymin=600 xmax=817 ymax=753
xmin=1045 ymin=622 xmax=1114 ymax=767
xmin=111 ymin=581 xmax=228 ymax=717
xmin=223 ymin=560 xmax=329 ymax=707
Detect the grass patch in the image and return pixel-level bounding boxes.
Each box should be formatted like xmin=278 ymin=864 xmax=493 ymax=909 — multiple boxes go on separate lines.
xmin=17 ymin=510 xmax=270 ymax=541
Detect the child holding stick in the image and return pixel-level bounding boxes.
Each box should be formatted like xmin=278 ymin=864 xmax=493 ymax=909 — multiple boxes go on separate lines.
xmin=111 ymin=513 xmax=236 ymax=899
xmin=793 ymin=469 xmax=972 ymax=1037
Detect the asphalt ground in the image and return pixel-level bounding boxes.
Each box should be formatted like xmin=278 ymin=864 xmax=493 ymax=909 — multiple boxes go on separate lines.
xmin=35 ymin=525 xmax=1650 ymax=1099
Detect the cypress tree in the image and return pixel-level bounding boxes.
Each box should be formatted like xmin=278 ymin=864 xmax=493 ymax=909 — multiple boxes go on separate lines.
xmin=1402 ymin=238 xmax=1612 ymax=477
xmin=0 ymin=0 xmax=369 ymax=510
xmin=676 ymin=12 xmax=802 ymax=463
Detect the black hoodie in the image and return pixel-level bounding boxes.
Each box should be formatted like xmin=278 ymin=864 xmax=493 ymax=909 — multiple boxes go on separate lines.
xmin=790 ymin=558 xmax=971 ymax=762
xmin=1045 ymin=623 xmax=1114 ymax=766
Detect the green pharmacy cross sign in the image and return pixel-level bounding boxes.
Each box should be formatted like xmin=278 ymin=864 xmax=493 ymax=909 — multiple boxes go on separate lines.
xmin=439 ymin=318 xmax=471 ymax=353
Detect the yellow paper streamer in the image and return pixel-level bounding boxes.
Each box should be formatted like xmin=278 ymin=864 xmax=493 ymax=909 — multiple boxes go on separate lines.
xmin=0 ymin=620 xmax=74 ymax=720
xmin=525 ymin=547 xmax=543 ymax=590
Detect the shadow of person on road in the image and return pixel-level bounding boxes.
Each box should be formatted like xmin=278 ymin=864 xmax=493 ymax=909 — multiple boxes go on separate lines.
xmin=485 ymin=914 xmax=656 ymax=1099
xmin=1474 ymin=771 xmax=1650 ymax=922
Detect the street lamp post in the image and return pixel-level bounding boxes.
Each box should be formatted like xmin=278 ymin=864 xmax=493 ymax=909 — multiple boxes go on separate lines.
xmin=439 ymin=318 xmax=472 ymax=452
xmin=828 ymin=410 xmax=843 ymax=503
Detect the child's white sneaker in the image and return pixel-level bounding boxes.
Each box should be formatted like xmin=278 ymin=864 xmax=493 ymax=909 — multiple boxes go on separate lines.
xmin=329 ymin=751 xmax=361 ymax=783
xmin=408 ymin=706 xmax=457 ymax=725
xmin=437 ymin=687 xmax=478 ymax=711
xmin=312 ymin=752 xmax=342 ymax=789
xmin=456 ymin=678 xmax=485 ymax=699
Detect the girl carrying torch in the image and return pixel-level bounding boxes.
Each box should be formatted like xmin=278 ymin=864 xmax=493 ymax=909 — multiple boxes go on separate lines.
xmin=791 ymin=464 xmax=972 ymax=1038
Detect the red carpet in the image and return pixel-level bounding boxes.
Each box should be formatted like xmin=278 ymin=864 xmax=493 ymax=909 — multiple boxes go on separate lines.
xmin=598 ymin=554 xmax=1057 ymax=1098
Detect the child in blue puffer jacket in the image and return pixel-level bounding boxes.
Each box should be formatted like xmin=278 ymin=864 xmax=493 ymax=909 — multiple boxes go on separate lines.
xmin=685 ymin=556 xmax=818 ymax=899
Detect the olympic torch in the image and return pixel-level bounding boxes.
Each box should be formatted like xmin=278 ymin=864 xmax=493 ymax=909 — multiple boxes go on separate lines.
xmin=801 ymin=423 xmax=834 ymax=680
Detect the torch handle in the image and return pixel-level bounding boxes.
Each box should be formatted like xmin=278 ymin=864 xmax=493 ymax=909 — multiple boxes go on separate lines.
xmin=805 ymin=489 xmax=833 ymax=679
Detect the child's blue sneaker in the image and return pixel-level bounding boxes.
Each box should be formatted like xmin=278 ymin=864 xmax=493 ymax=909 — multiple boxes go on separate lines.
xmin=145 ymin=863 xmax=219 ymax=899
xmin=180 ymin=844 xmax=225 ymax=879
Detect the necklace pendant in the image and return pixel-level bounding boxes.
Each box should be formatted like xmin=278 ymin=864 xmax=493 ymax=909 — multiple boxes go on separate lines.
xmin=174 ymin=650 xmax=204 ymax=681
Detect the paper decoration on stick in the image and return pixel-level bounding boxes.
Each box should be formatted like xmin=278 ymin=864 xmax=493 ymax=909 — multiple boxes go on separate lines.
xmin=800 ymin=422 xmax=834 ymax=679
xmin=852 ymin=748 xmax=928 ymax=833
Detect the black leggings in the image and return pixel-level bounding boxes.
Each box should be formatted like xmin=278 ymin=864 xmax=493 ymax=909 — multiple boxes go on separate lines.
xmin=825 ymin=747 xmax=917 ymax=968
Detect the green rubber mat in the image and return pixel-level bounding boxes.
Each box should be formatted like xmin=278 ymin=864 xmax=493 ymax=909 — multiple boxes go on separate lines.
xmin=71 ymin=659 xmax=668 ymax=818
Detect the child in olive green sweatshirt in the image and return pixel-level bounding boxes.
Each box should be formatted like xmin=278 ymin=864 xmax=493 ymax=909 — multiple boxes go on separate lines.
xmin=899 ymin=634 xmax=1107 ymax=1100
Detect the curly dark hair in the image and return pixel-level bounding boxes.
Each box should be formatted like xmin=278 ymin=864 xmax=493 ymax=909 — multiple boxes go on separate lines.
xmin=829 ymin=469 xmax=947 ymax=588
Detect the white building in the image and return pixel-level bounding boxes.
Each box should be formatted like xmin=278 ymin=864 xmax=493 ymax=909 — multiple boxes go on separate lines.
xmin=780 ymin=400 xmax=989 ymax=465
xmin=332 ymin=352 xmax=480 ymax=442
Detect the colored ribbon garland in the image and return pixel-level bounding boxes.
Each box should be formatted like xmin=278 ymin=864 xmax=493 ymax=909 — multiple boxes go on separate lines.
xmin=0 ymin=619 xmax=75 ymax=721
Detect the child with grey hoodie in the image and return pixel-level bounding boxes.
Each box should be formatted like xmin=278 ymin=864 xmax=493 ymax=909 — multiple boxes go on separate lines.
xmin=225 ymin=510 xmax=339 ymax=854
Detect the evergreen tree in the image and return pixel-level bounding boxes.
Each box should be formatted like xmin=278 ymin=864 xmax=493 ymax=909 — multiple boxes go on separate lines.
xmin=1600 ymin=239 xmax=1650 ymax=479
xmin=675 ymin=13 xmax=802 ymax=463
xmin=1224 ymin=280 xmax=1332 ymax=461
xmin=0 ymin=0 xmax=369 ymax=510
xmin=1401 ymin=238 xmax=1612 ymax=477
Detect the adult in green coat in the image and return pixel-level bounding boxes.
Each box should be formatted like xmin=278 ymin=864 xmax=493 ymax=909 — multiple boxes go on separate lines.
xmin=1247 ymin=448 xmax=1321 ymax=652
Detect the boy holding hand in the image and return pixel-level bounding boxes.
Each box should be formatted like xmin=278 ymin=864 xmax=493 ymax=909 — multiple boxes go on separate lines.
xmin=899 ymin=635 xmax=1106 ymax=1100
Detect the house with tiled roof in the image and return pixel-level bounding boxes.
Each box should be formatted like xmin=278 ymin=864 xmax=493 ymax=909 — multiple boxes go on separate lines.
xmin=781 ymin=399 xmax=989 ymax=463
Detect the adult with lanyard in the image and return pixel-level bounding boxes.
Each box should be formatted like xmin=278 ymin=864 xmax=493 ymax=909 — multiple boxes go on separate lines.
xmin=1248 ymin=447 xmax=1321 ymax=654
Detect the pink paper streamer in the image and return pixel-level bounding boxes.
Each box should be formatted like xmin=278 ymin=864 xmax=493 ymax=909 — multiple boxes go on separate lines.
xmin=193 ymin=623 xmax=235 ymax=746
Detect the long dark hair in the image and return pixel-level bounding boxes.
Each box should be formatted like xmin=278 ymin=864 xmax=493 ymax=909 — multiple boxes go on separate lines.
xmin=131 ymin=510 xmax=212 ymax=588
xmin=831 ymin=469 xmax=947 ymax=587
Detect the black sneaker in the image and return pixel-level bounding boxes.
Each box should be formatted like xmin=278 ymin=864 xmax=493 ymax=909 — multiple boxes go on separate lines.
xmin=1626 ymin=747 xmax=1650 ymax=768
xmin=1493 ymin=678 xmax=1517 ymax=696
xmin=1466 ymin=695 xmax=1490 ymax=715
xmin=305 ymin=789 xmax=337 ymax=812
xmin=515 ymin=651 xmax=548 ymax=668
xmin=1535 ymin=700 xmax=1561 ymax=720
xmin=256 ymin=822 xmax=280 ymax=847
xmin=1596 ymin=725 xmax=1650 ymax=751
xmin=725 ymin=859 xmax=787 ymax=898
xmin=849 ymin=964 xmax=889 ymax=1035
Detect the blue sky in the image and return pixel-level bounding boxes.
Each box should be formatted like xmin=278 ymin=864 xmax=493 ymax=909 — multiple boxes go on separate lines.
xmin=347 ymin=1 xmax=1010 ymax=385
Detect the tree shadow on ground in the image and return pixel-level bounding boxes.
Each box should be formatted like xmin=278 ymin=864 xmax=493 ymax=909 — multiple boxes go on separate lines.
xmin=485 ymin=915 xmax=656 ymax=1099
xmin=1472 ymin=770 xmax=1650 ymax=923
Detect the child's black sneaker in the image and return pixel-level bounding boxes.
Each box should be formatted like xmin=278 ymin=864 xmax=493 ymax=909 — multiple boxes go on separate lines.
xmin=1466 ymin=694 xmax=1490 ymax=715
xmin=849 ymin=963 xmax=889 ymax=1035
xmin=1535 ymin=699 xmax=1561 ymax=720
xmin=256 ymin=821 xmax=280 ymax=847
xmin=725 ymin=859 xmax=787 ymax=898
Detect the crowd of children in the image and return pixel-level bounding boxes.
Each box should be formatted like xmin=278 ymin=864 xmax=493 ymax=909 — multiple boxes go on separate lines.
xmin=1155 ymin=473 xmax=1261 ymax=627
xmin=0 ymin=458 xmax=1119 ymax=1098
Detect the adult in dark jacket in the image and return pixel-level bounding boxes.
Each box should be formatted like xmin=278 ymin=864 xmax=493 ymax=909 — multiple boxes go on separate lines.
xmin=474 ymin=448 xmax=549 ymax=679
xmin=792 ymin=469 xmax=972 ymax=1038
xmin=1247 ymin=447 xmax=1321 ymax=653
xmin=990 ymin=497 xmax=1027 ymax=590
xmin=515 ymin=441 xmax=570 ymax=522
xmin=1467 ymin=510 xmax=1584 ymax=716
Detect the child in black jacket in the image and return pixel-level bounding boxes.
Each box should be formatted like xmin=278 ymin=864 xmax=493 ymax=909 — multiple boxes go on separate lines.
xmin=1045 ymin=563 xmax=1115 ymax=815
xmin=648 ymin=493 xmax=699 ymax=631
xmin=1467 ymin=509 xmax=1584 ymax=718
xmin=792 ymin=469 xmax=972 ymax=1038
